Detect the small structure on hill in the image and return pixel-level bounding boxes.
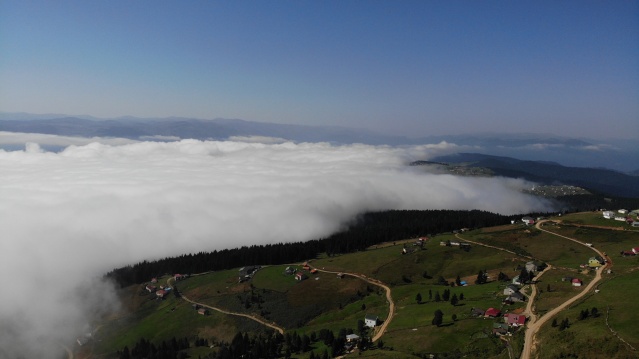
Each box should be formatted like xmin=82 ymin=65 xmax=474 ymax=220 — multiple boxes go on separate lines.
xmin=238 ymin=266 xmax=259 ymax=282
xmin=572 ymin=278 xmax=583 ymax=287
xmin=485 ymin=308 xmax=501 ymax=318
xmin=295 ymin=272 xmax=307 ymax=281
xmin=365 ymin=314 xmax=379 ymax=328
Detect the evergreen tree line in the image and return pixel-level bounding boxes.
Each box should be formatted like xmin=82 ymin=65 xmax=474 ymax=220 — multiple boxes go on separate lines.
xmin=118 ymin=328 xmax=358 ymax=359
xmin=107 ymin=210 xmax=523 ymax=287
xmin=117 ymin=337 xmax=190 ymax=359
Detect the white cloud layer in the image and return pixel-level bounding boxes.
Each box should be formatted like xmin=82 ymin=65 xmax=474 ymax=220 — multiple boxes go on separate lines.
xmin=0 ymin=138 xmax=551 ymax=358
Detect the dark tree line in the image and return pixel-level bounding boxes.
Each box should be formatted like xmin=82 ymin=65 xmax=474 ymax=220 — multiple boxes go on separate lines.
xmin=107 ymin=210 xmax=523 ymax=288
xmin=117 ymin=337 xmax=190 ymax=359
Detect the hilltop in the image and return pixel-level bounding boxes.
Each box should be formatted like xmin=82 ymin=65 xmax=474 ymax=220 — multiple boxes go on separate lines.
xmin=75 ymin=210 xmax=639 ymax=359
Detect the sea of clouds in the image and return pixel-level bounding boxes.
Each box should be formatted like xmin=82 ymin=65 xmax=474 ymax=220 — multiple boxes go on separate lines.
xmin=0 ymin=134 xmax=552 ymax=358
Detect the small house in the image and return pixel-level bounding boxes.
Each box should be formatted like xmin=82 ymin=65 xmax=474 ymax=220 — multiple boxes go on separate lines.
xmin=522 ymin=216 xmax=535 ymax=225
xmin=310 ymin=268 xmax=318 ymax=274
xmin=618 ymin=209 xmax=628 ymax=214
xmin=151 ymin=277 xmax=158 ymax=283
xmin=503 ymin=284 xmax=519 ymax=296
xmin=156 ymin=289 xmax=167 ymax=298
xmin=146 ymin=285 xmax=157 ymax=293
xmin=471 ymin=307 xmax=485 ymax=317
xmin=485 ymin=308 xmax=501 ymax=318
xmin=603 ymin=211 xmax=615 ymax=219
xmin=365 ymin=314 xmax=379 ymax=328
xmin=588 ymin=256 xmax=605 ymax=268
xmin=512 ymin=276 xmax=521 ymax=285
xmin=346 ymin=334 xmax=360 ymax=343
xmin=174 ymin=274 xmax=184 ymax=281
xmin=571 ymin=278 xmax=583 ymax=287
xmin=504 ymin=313 xmax=526 ymax=327
xmin=508 ymin=292 xmax=526 ymax=302
xmin=197 ymin=308 xmax=208 ymax=315
xmin=493 ymin=323 xmax=509 ymax=336
xmin=337 ymin=273 xmax=344 ymax=278
xmin=295 ymin=272 xmax=307 ymax=281
xmin=615 ymin=216 xmax=626 ymax=222
xmin=632 ymin=222 xmax=639 ymax=228
xmin=632 ymin=247 xmax=639 ymax=255
xmin=238 ymin=266 xmax=258 ymax=282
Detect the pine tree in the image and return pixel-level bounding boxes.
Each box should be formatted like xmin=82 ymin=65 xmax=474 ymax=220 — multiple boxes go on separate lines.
xmin=455 ymin=275 xmax=462 ymax=286
xmin=434 ymin=291 xmax=441 ymax=302
xmin=432 ymin=309 xmax=444 ymax=327
xmin=416 ymin=293 xmax=422 ymax=303
xmin=450 ymin=293 xmax=458 ymax=306
xmin=551 ymin=318 xmax=558 ymax=327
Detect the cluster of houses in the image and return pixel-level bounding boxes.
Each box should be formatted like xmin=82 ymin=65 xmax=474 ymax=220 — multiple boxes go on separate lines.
xmin=238 ymin=266 xmax=260 ymax=282
xmin=602 ymin=209 xmax=639 ymax=227
xmin=470 ymin=307 xmax=527 ymax=336
xmin=621 ymin=246 xmax=639 ymax=257
xmin=283 ymin=262 xmax=320 ymax=281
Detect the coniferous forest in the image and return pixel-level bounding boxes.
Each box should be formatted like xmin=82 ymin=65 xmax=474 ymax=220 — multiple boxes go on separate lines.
xmin=106 ymin=209 xmax=540 ymax=288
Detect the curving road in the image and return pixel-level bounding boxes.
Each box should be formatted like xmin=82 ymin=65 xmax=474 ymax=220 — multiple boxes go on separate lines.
xmin=167 ymin=276 xmax=285 ymax=334
xmin=310 ymin=266 xmax=395 ymax=342
xmin=519 ymin=220 xmax=608 ymax=359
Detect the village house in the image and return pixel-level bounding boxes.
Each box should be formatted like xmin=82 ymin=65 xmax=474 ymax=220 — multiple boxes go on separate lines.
xmin=471 ymin=307 xmax=485 ymax=317
xmin=614 ymin=215 xmax=626 ymax=222
xmin=503 ymin=284 xmax=519 ymax=296
xmin=493 ymin=322 xmax=510 ymax=336
xmin=525 ymin=261 xmax=545 ymax=273
xmin=602 ymin=211 xmax=615 ymax=219
xmin=145 ymin=285 xmax=157 ymax=293
xmin=174 ymin=274 xmax=184 ymax=281
xmin=345 ymin=334 xmax=360 ymax=343
xmin=485 ymin=308 xmax=501 ymax=318
xmin=572 ymin=278 xmax=583 ymax=287
xmin=197 ymin=308 xmax=209 ymax=315
xmin=151 ymin=277 xmax=158 ymax=283
xmin=238 ymin=266 xmax=259 ymax=282
xmin=295 ymin=272 xmax=307 ymax=281
xmin=522 ymin=216 xmax=535 ymax=225
xmin=504 ymin=313 xmax=526 ymax=327
xmin=284 ymin=266 xmax=295 ymax=275
xmin=512 ymin=276 xmax=521 ymax=286
xmin=632 ymin=247 xmax=639 ymax=255
xmin=588 ymin=256 xmax=605 ymax=268
xmin=505 ymin=292 xmax=526 ymax=303
xmin=365 ymin=314 xmax=379 ymax=328
xmin=156 ymin=289 xmax=168 ymax=298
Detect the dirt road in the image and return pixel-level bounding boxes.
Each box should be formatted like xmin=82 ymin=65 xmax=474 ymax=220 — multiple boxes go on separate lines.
xmin=167 ymin=277 xmax=285 ymax=334
xmin=312 ymin=267 xmax=395 ymax=342
xmin=519 ymin=221 xmax=608 ymax=359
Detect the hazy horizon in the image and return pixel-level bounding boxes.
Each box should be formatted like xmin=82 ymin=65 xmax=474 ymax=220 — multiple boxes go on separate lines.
xmin=1 ymin=1 xmax=638 ymax=140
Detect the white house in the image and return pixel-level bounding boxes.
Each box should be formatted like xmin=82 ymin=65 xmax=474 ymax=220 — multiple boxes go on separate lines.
xmin=614 ymin=216 xmax=626 ymax=222
xmin=618 ymin=209 xmax=628 ymax=214
xmin=522 ymin=216 xmax=535 ymax=225
xmin=365 ymin=314 xmax=379 ymax=328
xmin=603 ymin=211 xmax=615 ymax=219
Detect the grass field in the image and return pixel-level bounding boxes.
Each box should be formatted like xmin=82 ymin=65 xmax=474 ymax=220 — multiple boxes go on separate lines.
xmin=88 ymin=211 xmax=639 ymax=359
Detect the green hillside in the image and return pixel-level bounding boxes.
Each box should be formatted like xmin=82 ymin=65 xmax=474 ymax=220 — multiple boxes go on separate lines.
xmin=84 ymin=212 xmax=639 ymax=359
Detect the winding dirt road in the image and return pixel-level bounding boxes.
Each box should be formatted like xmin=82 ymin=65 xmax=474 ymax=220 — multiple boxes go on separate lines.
xmin=519 ymin=221 xmax=608 ymax=359
xmin=311 ymin=266 xmax=395 ymax=342
xmin=167 ymin=277 xmax=285 ymax=334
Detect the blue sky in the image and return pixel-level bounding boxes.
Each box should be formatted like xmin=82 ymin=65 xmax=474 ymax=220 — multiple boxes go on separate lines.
xmin=1 ymin=1 xmax=637 ymax=139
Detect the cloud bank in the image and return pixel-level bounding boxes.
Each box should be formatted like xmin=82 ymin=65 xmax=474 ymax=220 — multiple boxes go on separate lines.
xmin=0 ymin=138 xmax=551 ymax=358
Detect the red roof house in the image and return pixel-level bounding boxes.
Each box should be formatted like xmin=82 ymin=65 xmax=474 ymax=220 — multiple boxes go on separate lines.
xmin=504 ymin=313 xmax=526 ymax=327
xmin=485 ymin=308 xmax=501 ymax=317
xmin=156 ymin=289 xmax=167 ymax=298
xmin=174 ymin=274 xmax=184 ymax=281
xmin=571 ymin=278 xmax=583 ymax=287
xmin=632 ymin=247 xmax=639 ymax=255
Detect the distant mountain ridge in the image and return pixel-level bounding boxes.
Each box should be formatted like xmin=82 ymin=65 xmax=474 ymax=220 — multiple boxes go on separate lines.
xmin=430 ymin=153 xmax=639 ymax=198
xmin=1 ymin=113 xmax=638 ymax=172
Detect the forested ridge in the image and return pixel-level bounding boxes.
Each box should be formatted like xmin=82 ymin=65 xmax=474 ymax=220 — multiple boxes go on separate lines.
xmin=106 ymin=210 xmax=537 ymax=288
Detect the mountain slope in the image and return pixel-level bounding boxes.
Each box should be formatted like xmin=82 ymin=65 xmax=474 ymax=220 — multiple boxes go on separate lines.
xmin=430 ymin=153 xmax=639 ymax=198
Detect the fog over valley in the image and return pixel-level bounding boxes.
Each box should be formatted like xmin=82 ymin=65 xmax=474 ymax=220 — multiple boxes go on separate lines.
xmin=0 ymin=136 xmax=552 ymax=358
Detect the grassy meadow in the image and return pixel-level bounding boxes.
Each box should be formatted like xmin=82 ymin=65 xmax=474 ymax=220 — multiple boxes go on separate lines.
xmin=87 ymin=211 xmax=638 ymax=359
